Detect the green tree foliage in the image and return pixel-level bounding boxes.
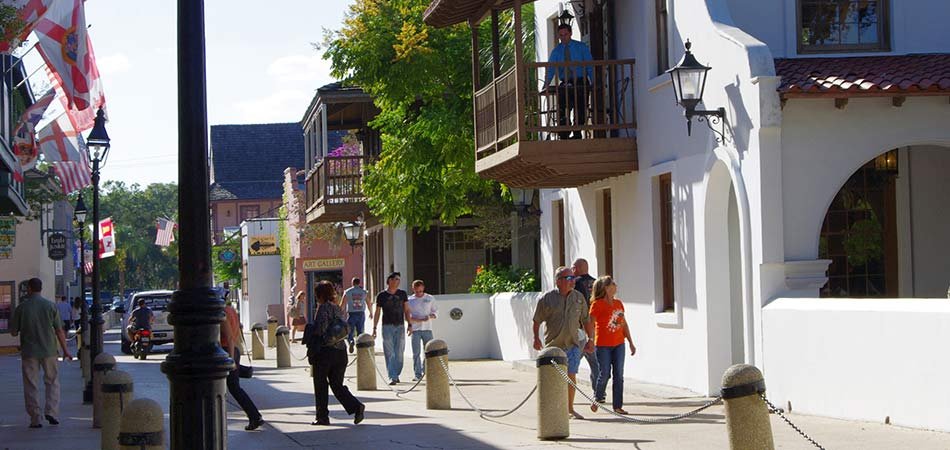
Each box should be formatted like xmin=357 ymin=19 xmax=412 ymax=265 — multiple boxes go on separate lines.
xmin=322 ymin=0 xmax=536 ymax=229
xmin=469 ymin=264 xmax=539 ymax=294
xmin=95 ymin=181 xmax=178 ymax=293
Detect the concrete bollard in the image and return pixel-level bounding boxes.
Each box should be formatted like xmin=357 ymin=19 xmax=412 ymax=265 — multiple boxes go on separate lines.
xmin=251 ymin=322 xmax=265 ymax=360
xmin=355 ymin=333 xmax=376 ymax=391
xmin=537 ymin=347 xmax=569 ymax=440
xmin=267 ymin=316 xmax=278 ymax=348
xmin=721 ymin=364 xmax=775 ymax=450
xmin=276 ymin=326 xmax=291 ymax=368
xmin=118 ymin=398 xmax=165 ymax=450
xmin=92 ymin=352 xmax=116 ymax=428
xmin=424 ymin=339 xmax=451 ymax=410
xmin=100 ymin=370 xmax=133 ymax=450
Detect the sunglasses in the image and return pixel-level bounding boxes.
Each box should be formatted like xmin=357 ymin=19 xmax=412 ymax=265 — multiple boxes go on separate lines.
xmin=558 ymin=275 xmax=577 ymax=281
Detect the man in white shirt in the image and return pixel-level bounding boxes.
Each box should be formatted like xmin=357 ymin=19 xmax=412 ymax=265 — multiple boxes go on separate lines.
xmin=342 ymin=278 xmax=371 ymax=353
xmin=407 ymin=280 xmax=437 ymax=382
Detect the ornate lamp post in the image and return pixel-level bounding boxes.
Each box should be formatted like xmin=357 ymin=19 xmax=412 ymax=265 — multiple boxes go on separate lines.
xmin=160 ymin=1 xmax=232 ymax=448
xmin=343 ymin=221 xmax=362 ymax=249
xmin=85 ymin=108 xmax=110 ymax=400
xmin=666 ymin=40 xmax=725 ymax=139
xmin=74 ymin=194 xmax=91 ymax=402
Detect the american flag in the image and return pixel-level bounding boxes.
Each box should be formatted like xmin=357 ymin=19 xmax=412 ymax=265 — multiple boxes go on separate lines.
xmin=51 ymin=149 xmax=91 ymax=194
xmin=155 ymin=218 xmax=176 ymax=247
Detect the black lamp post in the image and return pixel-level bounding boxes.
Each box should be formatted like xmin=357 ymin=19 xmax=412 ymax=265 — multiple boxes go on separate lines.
xmin=85 ymin=108 xmax=110 ymax=405
xmin=666 ymin=40 xmax=725 ymax=139
xmin=160 ymin=1 xmax=232 ymax=448
xmin=74 ymin=194 xmax=91 ymax=403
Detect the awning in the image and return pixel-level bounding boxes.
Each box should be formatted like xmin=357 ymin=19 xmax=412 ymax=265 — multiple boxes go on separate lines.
xmin=423 ymin=0 xmax=534 ymax=28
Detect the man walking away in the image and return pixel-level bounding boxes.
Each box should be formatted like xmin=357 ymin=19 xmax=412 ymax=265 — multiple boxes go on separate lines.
xmin=342 ymin=278 xmax=370 ymax=353
xmin=55 ymin=297 xmax=73 ymax=331
xmin=11 ymin=278 xmax=73 ymax=428
xmin=407 ymin=280 xmax=438 ymax=381
xmin=572 ymin=258 xmax=600 ymax=393
xmin=221 ymin=301 xmax=264 ymax=431
xmin=532 ymin=267 xmax=594 ymax=420
xmin=372 ymin=272 xmax=411 ymax=385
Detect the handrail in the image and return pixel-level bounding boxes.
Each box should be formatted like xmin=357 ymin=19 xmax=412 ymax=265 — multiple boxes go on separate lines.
xmin=305 ymin=155 xmax=366 ymax=211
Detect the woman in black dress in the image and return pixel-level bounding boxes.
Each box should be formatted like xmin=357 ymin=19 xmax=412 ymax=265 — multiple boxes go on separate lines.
xmin=309 ymin=280 xmax=365 ymax=425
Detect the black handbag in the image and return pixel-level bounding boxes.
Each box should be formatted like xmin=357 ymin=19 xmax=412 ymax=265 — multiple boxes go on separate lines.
xmin=238 ymin=364 xmax=253 ymax=379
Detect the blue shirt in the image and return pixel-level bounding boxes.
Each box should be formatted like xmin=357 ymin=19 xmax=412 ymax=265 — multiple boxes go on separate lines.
xmin=545 ymin=40 xmax=594 ymax=85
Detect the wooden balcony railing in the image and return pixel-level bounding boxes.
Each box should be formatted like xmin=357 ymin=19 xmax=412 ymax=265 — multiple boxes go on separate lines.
xmin=474 ymin=59 xmax=636 ymax=159
xmin=305 ymin=155 xmax=366 ymax=217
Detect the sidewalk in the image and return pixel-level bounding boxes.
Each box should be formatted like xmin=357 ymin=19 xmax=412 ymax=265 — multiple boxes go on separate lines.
xmin=2 ymin=329 xmax=950 ymax=449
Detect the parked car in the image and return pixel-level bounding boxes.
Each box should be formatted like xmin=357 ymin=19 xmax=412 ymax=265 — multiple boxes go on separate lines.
xmin=111 ymin=297 xmax=125 ymax=313
xmin=120 ymin=290 xmax=174 ymax=354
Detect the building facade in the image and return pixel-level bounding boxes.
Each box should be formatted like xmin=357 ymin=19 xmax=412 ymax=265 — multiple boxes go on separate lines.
xmin=423 ymin=0 xmax=950 ymax=430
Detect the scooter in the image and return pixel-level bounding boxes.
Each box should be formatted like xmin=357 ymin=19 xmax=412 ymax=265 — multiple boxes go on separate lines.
xmin=131 ymin=328 xmax=152 ymax=360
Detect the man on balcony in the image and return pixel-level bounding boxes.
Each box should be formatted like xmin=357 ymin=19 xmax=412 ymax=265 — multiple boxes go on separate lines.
xmin=543 ymin=24 xmax=593 ymax=140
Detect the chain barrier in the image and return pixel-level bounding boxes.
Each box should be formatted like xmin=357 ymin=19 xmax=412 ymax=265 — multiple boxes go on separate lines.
xmin=437 ymin=357 xmax=537 ymax=419
xmin=548 ymin=358 xmax=723 ymax=424
xmin=368 ymin=353 xmax=424 ymax=396
xmin=284 ymin=336 xmax=310 ymax=362
xmin=759 ymin=393 xmax=826 ymax=449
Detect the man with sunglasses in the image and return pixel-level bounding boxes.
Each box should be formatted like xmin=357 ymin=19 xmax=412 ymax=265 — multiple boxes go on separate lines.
xmin=532 ymin=266 xmax=595 ymax=420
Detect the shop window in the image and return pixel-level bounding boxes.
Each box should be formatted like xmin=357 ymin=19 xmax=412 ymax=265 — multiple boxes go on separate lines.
xmin=602 ymin=189 xmax=614 ymax=276
xmin=656 ymin=173 xmax=674 ymax=311
xmin=0 ymin=281 xmax=14 ymax=333
xmin=798 ymin=0 xmax=889 ymax=53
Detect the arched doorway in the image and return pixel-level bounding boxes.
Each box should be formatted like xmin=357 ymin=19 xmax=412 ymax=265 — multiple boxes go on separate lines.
xmin=705 ymin=160 xmax=746 ymax=376
xmin=819 ymin=145 xmax=950 ymax=298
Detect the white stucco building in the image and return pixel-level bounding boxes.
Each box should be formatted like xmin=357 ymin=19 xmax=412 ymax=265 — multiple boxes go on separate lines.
xmin=423 ymin=0 xmax=950 ymax=431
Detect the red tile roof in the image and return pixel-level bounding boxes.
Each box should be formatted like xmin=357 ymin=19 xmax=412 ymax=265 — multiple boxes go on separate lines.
xmin=775 ymin=54 xmax=950 ymax=98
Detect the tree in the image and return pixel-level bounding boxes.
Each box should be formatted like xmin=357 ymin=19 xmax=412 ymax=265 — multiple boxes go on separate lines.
xmin=322 ymin=0 xmax=522 ymax=229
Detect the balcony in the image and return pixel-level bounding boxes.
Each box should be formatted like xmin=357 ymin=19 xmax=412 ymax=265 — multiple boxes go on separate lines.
xmin=474 ymin=59 xmax=637 ymax=188
xmin=0 ymin=142 xmax=28 ymax=216
xmin=305 ymin=155 xmax=369 ymax=223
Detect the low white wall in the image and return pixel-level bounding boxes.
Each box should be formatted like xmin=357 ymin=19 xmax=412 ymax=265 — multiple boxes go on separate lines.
xmin=763 ymin=297 xmax=950 ymax=431
xmin=372 ymin=294 xmax=492 ymax=361
xmin=489 ymin=292 xmax=542 ymax=361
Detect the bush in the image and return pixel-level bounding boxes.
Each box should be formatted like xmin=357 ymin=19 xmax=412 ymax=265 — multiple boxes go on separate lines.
xmin=469 ymin=264 xmax=540 ymax=294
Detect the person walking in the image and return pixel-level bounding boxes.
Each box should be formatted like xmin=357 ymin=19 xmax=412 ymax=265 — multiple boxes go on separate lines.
xmin=309 ymin=281 xmax=365 ymax=426
xmin=221 ymin=301 xmax=264 ymax=430
xmin=289 ymin=291 xmax=307 ymax=343
xmin=55 ymin=297 xmax=73 ymax=331
xmin=407 ymin=280 xmax=438 ymax=382
xmin=372 ymin=272 xmax=411 ymax=385
xmin=588 ymin=276 xmax=636 ymax=414
xmin=70 ymin=297 xmax=83 ymax=330
xmin=571 ymin=258 xmax=600 ymax=395
xmin=532 ymin=267 xmax=594 ymax=420
xmin=10 ymin=278 xmax=73 ymax=428
xmin=342 ymin=278 xmax=370 ymax=353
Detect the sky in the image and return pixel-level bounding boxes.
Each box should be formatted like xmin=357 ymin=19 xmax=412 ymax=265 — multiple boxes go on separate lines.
xmin=20 ymin=0 xmax=352 ymax=186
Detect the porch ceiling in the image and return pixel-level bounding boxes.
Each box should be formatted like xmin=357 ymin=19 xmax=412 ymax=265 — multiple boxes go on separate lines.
xmin=423 ymin=0 xmax=533 ymax=28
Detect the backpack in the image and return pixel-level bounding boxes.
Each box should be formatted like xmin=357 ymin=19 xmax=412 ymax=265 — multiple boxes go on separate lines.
xmin=303 ymin=303 xmax=349 ymax=365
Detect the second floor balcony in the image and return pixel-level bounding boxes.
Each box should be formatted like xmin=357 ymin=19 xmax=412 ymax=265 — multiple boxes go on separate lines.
xmin=305 ymin=155 xmax=370 ymax=224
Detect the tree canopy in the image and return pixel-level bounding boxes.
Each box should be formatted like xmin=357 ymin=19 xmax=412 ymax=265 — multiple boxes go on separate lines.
xmin=322 ymin=0 xmax=498 ymax=229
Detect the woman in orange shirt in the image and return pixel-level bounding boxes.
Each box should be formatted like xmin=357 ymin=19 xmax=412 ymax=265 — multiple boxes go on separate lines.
xmin=588 ymin=276 xmax=636 ymax=414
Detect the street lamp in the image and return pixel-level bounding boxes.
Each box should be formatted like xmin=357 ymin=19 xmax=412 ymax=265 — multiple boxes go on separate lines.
xmin=160 ymin=2 xmax=233 ymax=448
xmin=666 ymin=40 xmax=725 ymax=140
xmin=85 ymin=108 xmax=110 ymax=406
xmin=74 ymin=194 xmax=91 ymax=403
xmin=511 ymin=188 xmax=535 ymax=216
xmin=343 ymin=221 xmax=362 ymax=249
xmin=558 ymin=9 xmax=574 ymax=26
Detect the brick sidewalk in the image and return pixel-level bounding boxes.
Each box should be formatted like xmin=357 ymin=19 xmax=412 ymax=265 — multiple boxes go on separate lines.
xmin=2 ymin=329 xmax=949 ymax=449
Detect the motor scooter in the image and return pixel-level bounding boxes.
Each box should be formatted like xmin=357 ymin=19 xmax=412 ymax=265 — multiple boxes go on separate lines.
xmin=131 ymin=328 xmax=152 ymax=360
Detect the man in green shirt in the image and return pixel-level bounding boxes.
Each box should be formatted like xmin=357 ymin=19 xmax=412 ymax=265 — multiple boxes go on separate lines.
xmin=532 ymin=266 xmax=595 ymax=420
xmin=10 ymin=278 xmax=72 ymax=428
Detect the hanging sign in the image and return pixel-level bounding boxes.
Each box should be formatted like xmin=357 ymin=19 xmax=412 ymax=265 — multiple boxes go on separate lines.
xmin=0 ymin=217 xmax=15 ymax=247
xmin=248 ymin=235 xmax=278 ymax=256
xmin=47 ymin=232 xmax=68 ymax=260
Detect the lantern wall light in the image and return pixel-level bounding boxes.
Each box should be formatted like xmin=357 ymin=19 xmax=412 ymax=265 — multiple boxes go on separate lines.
xmin=666 ymin=40 xmax=726 ymax=142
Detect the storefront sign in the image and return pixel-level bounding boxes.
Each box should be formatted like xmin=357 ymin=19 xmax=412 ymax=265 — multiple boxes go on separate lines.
xmin=0 ymin=217 xmax=15 ymax=247
xmin=248 ymin=235 xmax=278 ymax=256
xmin=47 ymin=232 xmax=68 ymax=260
xmin=302 ymin=258 xmax=346 ymax=271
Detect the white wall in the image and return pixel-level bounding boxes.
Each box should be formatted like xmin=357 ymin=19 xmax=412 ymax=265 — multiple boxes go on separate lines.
xmin=763 ymin=297 xmax=950 ymax=432
xmin=906 ymin=147 xmax=950 ymax=297
xmin=242 ymin=219 xmax=282 ymax=327
xmin=372 ymin=294 xmax=492 ymax=361
xmin=0 ymin=216 xmax=58 ymax=348
xmin=781 ymin=97 xmax=950 ymax=262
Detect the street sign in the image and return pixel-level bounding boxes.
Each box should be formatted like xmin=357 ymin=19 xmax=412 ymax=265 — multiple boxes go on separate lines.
xmin=248 ymin=235 xmax=278 ymax=256
xmin=47 ymin=232 xmax=68 ymax=260
xmin=219 ymin=248 xmax=236 ymax=262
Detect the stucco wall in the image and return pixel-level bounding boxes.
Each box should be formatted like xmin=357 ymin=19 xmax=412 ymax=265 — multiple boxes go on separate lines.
xmin=372 ymin=294 xmax=492 ymax=361
xmin=763 ymin=297 xmax=950 ymax=432
xmin=0 ymin=217 xmax=58 ymax=348
xmin=241 ymin=219 xmax=282 ymax=328
xmin=905 ymin=147 xmax=950 ymax=297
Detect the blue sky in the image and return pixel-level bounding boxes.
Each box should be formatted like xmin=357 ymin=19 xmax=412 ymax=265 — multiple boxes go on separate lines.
xmin=21 ymin=1 xmax=351 ymax=185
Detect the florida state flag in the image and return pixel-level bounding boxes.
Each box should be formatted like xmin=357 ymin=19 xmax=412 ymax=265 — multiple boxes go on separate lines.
xmin=33 ymin=0 xmax=102 ymax=113
xmin=0 ymin=0 xmax=55 ymax=54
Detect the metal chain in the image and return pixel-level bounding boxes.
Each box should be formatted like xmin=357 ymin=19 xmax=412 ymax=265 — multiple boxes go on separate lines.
xmin=548 ymin=358 xmax=723 ymax=424
xmin=284 ymin=335 xmax=310 ymax=361
xmin=369 ymin=353 xmax=425 ymax=396
xmin=759 ymin=393 xmax=826 ymax=450
xmin=437 ymin=357 xmax=537 ymax=419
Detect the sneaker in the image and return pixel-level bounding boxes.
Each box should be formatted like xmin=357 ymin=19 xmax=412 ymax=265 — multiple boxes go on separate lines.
xmin=411 ymin=376 xmax=420 ymax=382
xmin=349 ymin=342 xmax=355 ymax=353
xmin=45 ymin=415 xmax=59 ymax=425
xmin=311 ymin=418 xmax=330 ymax=426
xmin=245 ymin=417 xmax=264 ymax=431
xmin=353 ymin=404 xmax=365 ymax=425
xmin=389 ymin=379 xmax=398 ymax=386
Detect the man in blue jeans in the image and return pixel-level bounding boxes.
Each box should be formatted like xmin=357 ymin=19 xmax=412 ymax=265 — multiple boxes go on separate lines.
xmin=407 ymin=280 xmax=438 ymax=381
xmin=342 ymin=278 xmax=371 ymax=353
xmin=372 ymin=272 xmax=411 ymax=385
